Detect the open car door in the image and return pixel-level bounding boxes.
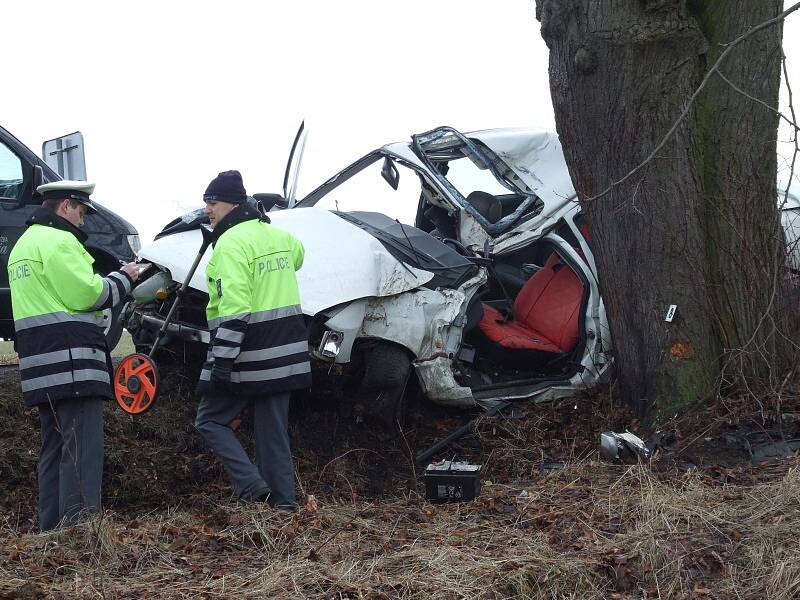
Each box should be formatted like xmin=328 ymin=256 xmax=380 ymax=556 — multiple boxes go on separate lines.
xmin=283 ymin=121 xmax=307 ymax=208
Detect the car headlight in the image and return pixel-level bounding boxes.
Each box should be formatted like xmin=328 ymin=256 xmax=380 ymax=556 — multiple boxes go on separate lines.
xmin=132 ymin=270 xmax=173 ymax=304
xmin=127 ymin=234 xmax=141 ymax=255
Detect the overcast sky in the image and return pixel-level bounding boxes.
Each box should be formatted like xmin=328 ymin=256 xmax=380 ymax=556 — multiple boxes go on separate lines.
xmin=4 ymin=1 xmax=799 ymax=242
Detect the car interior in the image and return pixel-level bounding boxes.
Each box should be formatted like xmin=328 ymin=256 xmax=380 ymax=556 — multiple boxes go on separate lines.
xmin=455 ymin=241 xmax=588 ymax=387
xmin=0 ymin=179 xmax=22 ymax=200
xmin=414 ymin=181 xmax=592 ymax=387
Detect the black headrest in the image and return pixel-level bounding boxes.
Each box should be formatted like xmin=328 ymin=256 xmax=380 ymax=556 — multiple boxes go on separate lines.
xmin=465 ymin=191 xmax=502 ymax=223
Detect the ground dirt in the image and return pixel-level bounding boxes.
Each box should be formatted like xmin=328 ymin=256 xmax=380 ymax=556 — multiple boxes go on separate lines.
xmin=2 ymin=363 xmax=800 ymax=599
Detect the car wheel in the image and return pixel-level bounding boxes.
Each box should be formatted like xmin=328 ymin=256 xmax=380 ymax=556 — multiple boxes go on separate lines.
xmin=358 ymin=341 xmax=412 ymax=430
xmin=129 ymin=324 xmax=153 ymax=355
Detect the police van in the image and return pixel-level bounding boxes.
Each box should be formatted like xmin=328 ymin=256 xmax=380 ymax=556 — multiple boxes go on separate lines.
xmin=0 ymin=125 xmax=140 ymax=348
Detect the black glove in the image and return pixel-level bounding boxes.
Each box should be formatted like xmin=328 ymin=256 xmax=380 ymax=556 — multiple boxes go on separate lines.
xmin=210 ymin=358 xmax=234 ymax=389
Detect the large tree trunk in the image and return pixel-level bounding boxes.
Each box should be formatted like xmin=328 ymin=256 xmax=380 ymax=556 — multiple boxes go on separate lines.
xmin=536 ymin=1 xmax=785 ymax=421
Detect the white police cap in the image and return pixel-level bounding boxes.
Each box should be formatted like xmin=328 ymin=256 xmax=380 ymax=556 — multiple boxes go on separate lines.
xmin=36 ymin=180 xmax=97 ymax=214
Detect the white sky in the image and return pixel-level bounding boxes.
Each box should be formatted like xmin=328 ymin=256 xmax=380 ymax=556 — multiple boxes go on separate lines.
xmin=4 ymin=1 xmax=800 ymax=242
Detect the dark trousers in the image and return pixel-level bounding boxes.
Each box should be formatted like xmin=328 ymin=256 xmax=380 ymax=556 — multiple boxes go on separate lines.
xmin=38 ymin=396 xmax=104 ymax=531
xmin=195 ymin=390 xmax=296 ymax=508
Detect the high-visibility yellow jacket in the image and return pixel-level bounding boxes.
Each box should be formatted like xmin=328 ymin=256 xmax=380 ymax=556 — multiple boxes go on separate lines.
xmin=8 ymin=208 xmax=133 ymax=406
xmin=197 ymin=206 xmax=311 ymax=396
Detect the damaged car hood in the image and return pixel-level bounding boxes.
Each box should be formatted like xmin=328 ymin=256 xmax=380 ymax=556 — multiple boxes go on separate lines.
xmin=138 ymin=207 xmax=434 ymax=316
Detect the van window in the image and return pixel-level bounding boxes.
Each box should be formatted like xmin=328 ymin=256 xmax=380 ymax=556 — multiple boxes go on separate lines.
xmin=0 ymin=143 xmax=23 ymax=201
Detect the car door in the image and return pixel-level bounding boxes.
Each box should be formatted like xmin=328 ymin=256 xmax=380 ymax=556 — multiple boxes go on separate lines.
xmin=0 ymin=135 xmax=37 ymax=338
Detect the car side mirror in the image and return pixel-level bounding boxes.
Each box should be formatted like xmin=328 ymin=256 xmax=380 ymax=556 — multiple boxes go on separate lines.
xmin=381 ymin=157 xmax=400 ymax=190
xmin=32 ymin=165 xmax=43 ymax=190
xmin=20 ymin=165 xmax=44 ymax=206
xmin=253 ymin=193 xmax=287 ymax=212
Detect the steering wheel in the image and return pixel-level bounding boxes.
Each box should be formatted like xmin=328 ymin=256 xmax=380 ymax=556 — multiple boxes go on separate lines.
xmin=440 ymin=237 xmax=474 ymax=257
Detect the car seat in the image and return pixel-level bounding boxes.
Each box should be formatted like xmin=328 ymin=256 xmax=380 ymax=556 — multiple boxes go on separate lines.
xmin=478 ymin=252 xmax=584 ymax=356
xmin=465 ymin=191 xmax=502 ymax=224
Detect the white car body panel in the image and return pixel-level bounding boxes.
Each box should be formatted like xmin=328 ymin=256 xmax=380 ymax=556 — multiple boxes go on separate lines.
xmin=468 ymin=129 xmax=578 ymax=218
xmin=382 ymin=130 xmax=580 ymax=254
xmin=138 ymin=207 xmax=434 ymax=316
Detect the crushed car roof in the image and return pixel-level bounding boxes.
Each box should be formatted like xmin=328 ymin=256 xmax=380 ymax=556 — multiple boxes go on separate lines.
xmin=381 ymin=128 xmax=578 ymax=222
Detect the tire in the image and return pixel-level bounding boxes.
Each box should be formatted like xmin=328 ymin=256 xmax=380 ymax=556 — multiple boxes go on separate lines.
xmin=129 ymin=323 xmax=155 ymax=355
xmin=361 ymin=342 xmax=412 ymax=390
xmin=358 ymin=342 xmax=413 ymax=429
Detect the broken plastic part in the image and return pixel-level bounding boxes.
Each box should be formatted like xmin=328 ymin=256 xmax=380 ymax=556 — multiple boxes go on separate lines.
xmin=599 ymin=431 xmax=651 ymax=461
xmin=600 ymin=430 xmax=676 ymax=461
xmin=539 ymin=460 xmax=565 ymax=474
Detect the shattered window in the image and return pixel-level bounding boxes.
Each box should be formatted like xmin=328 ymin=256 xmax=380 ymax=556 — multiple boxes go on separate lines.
xmin=441 ymin=156 xmax=511 ymax=199
xmin=0 ymin=143 xmax=23 ymax=201
xmin=313 ymin=158 xmax=421 ymax=225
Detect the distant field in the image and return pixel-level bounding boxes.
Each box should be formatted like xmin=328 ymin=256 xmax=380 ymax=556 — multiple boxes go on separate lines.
xmin=0 ymin=331 xmax=135 ymax=365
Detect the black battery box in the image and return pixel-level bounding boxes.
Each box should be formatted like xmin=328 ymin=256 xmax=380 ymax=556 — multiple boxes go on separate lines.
xmin=424 ymin=461 xmax=481 ymax=502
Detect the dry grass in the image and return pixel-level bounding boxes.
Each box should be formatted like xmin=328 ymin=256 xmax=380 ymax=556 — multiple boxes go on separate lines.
xmin=0 ymin=340 xmax=17 ymax=366
xmin=3 ymin=366 xmax=800 ymax=598
xmin=2 ymin=459 xmax=799 ymax=599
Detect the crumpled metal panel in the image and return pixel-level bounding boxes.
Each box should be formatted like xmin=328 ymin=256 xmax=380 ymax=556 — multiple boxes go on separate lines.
xmin=360 ymin=270 xmax=486 ymax=406
xmin=415 ymin=357 xmax=476 ymax=408
xmin=138 ymin=207 xmax=433 ymax=316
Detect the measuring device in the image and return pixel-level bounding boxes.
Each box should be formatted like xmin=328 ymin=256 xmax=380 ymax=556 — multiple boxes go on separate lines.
xmin=114 ymin=232 xmax=212 ymax=415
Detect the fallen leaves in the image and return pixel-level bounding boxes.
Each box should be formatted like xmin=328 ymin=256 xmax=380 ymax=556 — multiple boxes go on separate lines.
xmin=2 ymin=368 xmax=800 ymax=598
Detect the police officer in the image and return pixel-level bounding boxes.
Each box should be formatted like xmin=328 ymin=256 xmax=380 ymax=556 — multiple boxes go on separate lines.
xmin=195 ymin=170 xmax=310 ymax=510
xmin=8 ymin=180 xmax=141 ymax=531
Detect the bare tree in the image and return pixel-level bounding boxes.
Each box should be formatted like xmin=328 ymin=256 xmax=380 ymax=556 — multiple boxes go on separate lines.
xmin=536 ymin=1 xmax=794 ymax=421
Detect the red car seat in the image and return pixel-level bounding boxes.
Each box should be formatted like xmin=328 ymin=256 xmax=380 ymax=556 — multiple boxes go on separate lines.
xmin=478 ymin=253 xmax=584 ymax=355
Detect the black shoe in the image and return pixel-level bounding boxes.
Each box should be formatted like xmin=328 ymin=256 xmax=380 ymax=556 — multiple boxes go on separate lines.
xmin=267 ymin=497 xmax=298 ymax=512
xmin=253 ymin=489 xmax=272 ymax=503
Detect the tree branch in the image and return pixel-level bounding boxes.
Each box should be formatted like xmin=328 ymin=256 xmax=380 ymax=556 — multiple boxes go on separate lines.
xmin=714 ymin=70 xmax=799 ymax=134
xmin=583 ymin=0 xmax=800 ymax=203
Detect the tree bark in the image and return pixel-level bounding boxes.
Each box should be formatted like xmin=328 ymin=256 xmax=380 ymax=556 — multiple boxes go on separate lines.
xmin=536 ymin=0 xmax=785 ymax=421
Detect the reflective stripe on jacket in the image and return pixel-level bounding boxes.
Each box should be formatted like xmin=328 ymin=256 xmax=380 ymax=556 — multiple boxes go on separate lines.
xmin=197 ymin=207 xmax=311 ymax=396
xmin=8 ymin=208 xmax=133 ymax=406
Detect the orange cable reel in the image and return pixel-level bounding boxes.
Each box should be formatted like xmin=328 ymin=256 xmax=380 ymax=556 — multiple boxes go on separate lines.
xmin=114 ymin=353 xmax=159 ymax=414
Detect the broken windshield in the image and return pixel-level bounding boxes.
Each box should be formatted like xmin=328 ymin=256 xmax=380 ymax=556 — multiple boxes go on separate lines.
xmin=412 ymin=127 xmax=543 ymax=236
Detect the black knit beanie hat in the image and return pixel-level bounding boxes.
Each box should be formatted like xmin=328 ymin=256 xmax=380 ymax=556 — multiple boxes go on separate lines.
xmin=203 ymin=170 xmax=247 ymax=204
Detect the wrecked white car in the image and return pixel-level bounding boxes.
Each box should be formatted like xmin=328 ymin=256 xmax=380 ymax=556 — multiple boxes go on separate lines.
xmin=126 ymin=127 xmax=613 ymax=422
